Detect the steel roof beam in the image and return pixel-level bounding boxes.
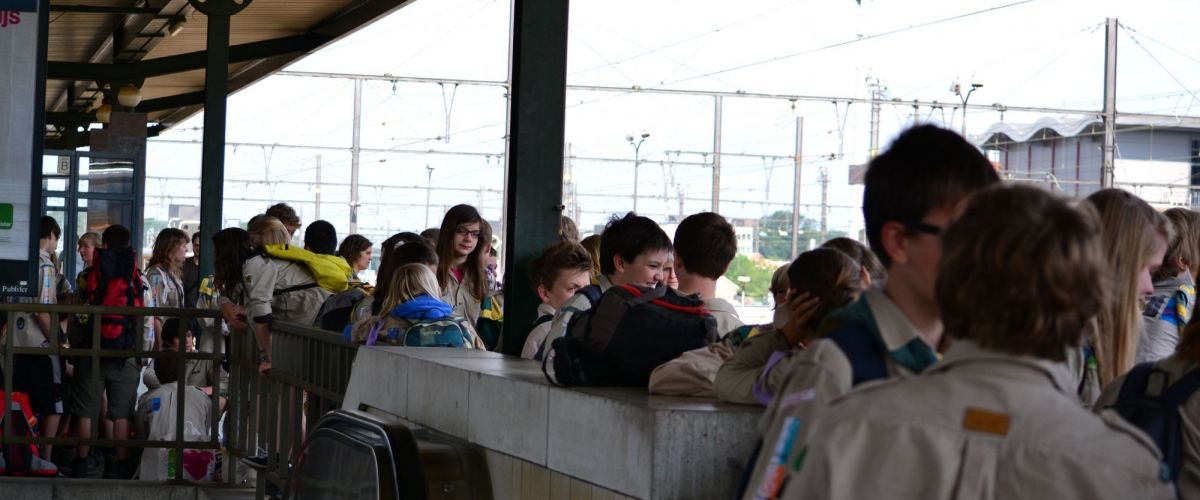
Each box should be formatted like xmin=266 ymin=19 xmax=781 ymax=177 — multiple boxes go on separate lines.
xmin=49 ymin=5 xmax=161 ymax=15
xmin=47 ymin=33 xmax=332 ymax=81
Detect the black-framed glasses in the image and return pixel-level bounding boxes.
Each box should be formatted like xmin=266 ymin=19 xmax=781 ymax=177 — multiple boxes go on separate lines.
xmin=905 ymin=221 xmax=943 ymax=236
xmin=455 ymin=226 xmax=481 ymax=239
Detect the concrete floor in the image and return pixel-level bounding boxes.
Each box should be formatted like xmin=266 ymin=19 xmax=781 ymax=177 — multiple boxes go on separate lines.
xmin=0 ymin=478 xmax=255 ymax=500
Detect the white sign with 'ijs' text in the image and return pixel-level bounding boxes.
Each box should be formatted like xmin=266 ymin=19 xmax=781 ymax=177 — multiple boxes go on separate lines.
xmin=0 ymin=5 xmax=39 ymax=295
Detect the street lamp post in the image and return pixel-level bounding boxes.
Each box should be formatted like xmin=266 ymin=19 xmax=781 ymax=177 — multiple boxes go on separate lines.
xmin=627 ymin=132 xmax=649 ymax=213
xmin=737 ymin=275 xmax=751 ymax=306
xmin=424 ymin=164 xmax=435 ymax=228
xmin=952 ymin=81 xmax=983 ymax=137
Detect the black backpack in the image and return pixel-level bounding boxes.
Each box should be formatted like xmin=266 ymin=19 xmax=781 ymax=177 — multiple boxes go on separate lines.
xmin=1109 ymin=362 xmax=1200 ymax=486
xmin=314 ymin=286 xmax=369 ymax=333
xmin=543 ymin=283 xmax=718 ymax=387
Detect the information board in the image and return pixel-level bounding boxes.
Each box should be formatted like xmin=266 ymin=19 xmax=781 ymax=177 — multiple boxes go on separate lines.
xmin=0 ymin=1 xmax=42 ymax=296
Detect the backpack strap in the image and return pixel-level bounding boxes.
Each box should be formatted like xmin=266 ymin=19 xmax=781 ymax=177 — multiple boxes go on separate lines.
xmin=578 ymin=284 xmax=602 ymax=306
xmin=1162 ymin=366 xmax=1200 ymax=406
xmin=365 ymin=318 xmax=384 ymax=346
xmin=273 ymin=282 xmax=320 ymax=297
xmin=531 ymin=314 xmax=554 ymax=361
xmin=825 ymin=322 xmax=889 ymax=386
xmin=1161 ymin=366 xmax=1200 ymax=481
xmin=1115 ymin=362 xmax=1156 ymax=408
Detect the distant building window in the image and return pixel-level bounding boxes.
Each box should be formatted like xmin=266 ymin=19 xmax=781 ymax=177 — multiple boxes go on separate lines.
xmin=1191 ymin=139 xmax=1200 ymax=207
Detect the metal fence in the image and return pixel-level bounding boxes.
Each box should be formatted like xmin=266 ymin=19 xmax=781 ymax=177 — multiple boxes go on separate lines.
xmin=226 ymin=318 xmax=358 ymax=496
xmin=0 ymin=303 xmax=224 ymax=482
xmin=0 ymin=302 xmax=358 ymax=496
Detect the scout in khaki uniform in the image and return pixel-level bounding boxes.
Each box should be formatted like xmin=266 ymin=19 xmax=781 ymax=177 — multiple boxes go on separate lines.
xmin=715 ymin=249 xmax=863 ymax=406
xmin=776 ymin=185 xmax=1173 ymax=500
xmin=742 ymin=125 xmax=1000 ymax=498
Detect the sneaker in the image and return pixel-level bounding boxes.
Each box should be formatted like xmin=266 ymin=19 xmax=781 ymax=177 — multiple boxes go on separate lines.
xmin=29 ymin=455 xmax=58 ymax=477
xmin=242 ymin=454 xmax=269 ymax=469
xmin=102 ymin=456 xmax=137 ymax=480
xmin=68 ymin=456 xmax=101 ymax=479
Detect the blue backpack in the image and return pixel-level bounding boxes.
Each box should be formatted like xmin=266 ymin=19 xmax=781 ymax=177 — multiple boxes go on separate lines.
xmin=1109 ymin=362 xmax=1200 ymax=486
xmin=366 ymin=315 xmax=475 ymax=348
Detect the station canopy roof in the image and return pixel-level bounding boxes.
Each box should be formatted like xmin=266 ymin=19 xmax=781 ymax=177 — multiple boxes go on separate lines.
xmin=44 ymin=0 xmax=410 ymax=146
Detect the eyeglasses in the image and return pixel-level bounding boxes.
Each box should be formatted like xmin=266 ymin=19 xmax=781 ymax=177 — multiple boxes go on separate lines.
xmin=905 ymin=221 xmax=943 ymax=236
xmin=455 ymin=227 xmax=481 ymax=239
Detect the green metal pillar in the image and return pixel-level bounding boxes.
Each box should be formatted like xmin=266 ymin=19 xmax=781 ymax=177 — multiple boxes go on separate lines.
xmin=190 ymin=0 xmax=251 ymax=277
xmin=500 ymin=0 xmax=570 ymax=356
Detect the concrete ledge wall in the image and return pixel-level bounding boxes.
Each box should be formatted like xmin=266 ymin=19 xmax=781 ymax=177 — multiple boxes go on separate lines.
xmin=0 ymin=479 xmax=253 ymax=500
xmin=342 ymin=347 xmax=763 ymax=500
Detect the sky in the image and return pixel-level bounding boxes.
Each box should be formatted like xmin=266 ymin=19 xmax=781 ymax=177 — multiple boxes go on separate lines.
xmin=143 ymin=0 xmax=1200 ymax=247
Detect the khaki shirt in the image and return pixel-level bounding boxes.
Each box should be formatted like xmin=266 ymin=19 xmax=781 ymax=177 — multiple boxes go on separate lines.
xmin=243 ymin=255 xmax=330 ymax=325
xmin=743 ymin=288 xmax=932 ymax=500
xmin=1098 ymin=354 xmax=1200 ymax=499
xmin=521 ymin=302 xmax=557 ymax=360
xmin=715 ymin=328 xmax=790 ymax=405
xmin=12 ymin=250 xmax=57 ymax=348
xmin=135 ymin=382 xmax=213 ymax=442
xmin=702 ymin=297 xmax=744 ymax=337
xmin=441 ymin=272 xmax=483 ymax=328
xmin=774 ymin=341 xmax=1172 ymax=500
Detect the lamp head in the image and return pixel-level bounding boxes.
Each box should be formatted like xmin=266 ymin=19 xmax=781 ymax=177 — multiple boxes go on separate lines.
xmin=117 ymin=84 xmax=142 ymax=108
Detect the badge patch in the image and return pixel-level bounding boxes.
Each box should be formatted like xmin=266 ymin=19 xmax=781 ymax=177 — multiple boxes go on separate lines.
xmin=963 ymin=407 xmax=1011 ymax=436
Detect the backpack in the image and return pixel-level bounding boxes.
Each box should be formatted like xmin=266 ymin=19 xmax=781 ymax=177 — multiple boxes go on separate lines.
xmin=1108 ymin=362 xmax=1200 ymax=486
xmin=366 ymin=314 xmax=475 ymax=348
xmin=544 ymin=284 xmax=718 ymax=387
xmin=81 ymin=248 xmax=145 ymax=353
xmin=0 ymin=391 xmax=57 ymax=476
xmin=262 ymin=244 xmax=352 ymax=294
xmin=314 ymin=286 xmax=370 ymax=333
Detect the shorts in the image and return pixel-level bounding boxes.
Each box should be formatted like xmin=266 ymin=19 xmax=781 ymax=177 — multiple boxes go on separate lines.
xmin=68 ymin=357 xmax=140 ymax=421
xmin=12 ymin=354 xmax=65 ymax=416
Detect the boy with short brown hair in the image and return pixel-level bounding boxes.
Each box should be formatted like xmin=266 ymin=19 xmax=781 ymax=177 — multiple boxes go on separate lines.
xmin=673 ymin=212 xmax=743 ymax=335
xmin=522 ymin=241 xmax=593 ymax=360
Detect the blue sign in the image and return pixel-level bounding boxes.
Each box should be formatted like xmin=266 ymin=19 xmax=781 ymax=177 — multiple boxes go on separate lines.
xmin=0 ymin=0 xmax=36 ymax=13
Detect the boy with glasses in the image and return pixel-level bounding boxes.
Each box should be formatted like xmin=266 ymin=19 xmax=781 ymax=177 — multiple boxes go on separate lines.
xmin=743 ymin=125 xmax=1000 ymax=499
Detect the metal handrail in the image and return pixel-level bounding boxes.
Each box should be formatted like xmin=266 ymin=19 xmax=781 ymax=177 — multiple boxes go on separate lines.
xmin=223 ymin=318 xmax=358 ymax=497
xmin=0 ymin=303 xmax=225 ymax=483
xmin=0 ymin=302 xmax=360 ymax=492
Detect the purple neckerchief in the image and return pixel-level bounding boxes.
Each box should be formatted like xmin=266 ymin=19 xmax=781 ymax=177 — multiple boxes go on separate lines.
xmin=366 ymin=319 xmax=384 ymax=346
xmin=753 ymin=350 xmax=791 ymax=405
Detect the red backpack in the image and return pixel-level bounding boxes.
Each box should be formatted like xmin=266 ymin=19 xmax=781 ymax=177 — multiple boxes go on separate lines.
xmin=0 ymin=391 xmax=57 ymax=476
xmin=83 ymin=247 xmax=145 ymax=352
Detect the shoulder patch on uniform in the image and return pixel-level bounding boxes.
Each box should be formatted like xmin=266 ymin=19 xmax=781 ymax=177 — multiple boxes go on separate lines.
xmin=962 ymin=407 xmax=1011 ymax=436
xmin=244 ymin=274 xmax=253 ymax=284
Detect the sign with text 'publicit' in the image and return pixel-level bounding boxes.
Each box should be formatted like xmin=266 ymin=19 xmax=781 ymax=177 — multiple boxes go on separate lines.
xmin=0 ymin=2 xmax=41 ymax=296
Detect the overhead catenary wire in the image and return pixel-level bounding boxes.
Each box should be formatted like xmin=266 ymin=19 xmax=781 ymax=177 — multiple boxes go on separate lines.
xmin=1120 ymin=25 xmax=1200 ymax=112
xmin=659 ymin=0 xmax=1040 ymax=88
